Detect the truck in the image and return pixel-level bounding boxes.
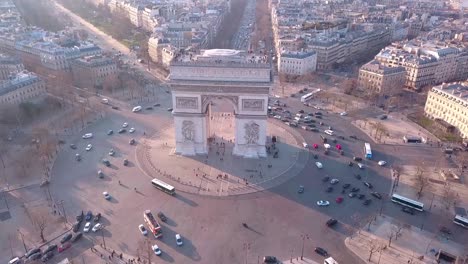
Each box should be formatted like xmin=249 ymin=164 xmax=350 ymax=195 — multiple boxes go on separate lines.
xmin=143 ymin=210 xmax=162 ymax=238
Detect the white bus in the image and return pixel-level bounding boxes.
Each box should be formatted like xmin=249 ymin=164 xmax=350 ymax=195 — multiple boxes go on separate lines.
xmin=300 ymin=89 xmax=321 ymax=102
xmin=151 ymin=178 xmax=175 ymax=195
xmin=453 ymin=215 xmax=468 ymax=228
xmin=364 ymin=142 xmax=372 ymax=159
xmin=391 ymin=193 xmax=424 ymax=211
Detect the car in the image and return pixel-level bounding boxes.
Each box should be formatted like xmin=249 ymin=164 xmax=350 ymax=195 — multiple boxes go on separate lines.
xmin=302 ymin=142 xmax=308 ymax=148
xmin=129 ymin=127 xmax=136 ymax=133
xmin=129 ymin=139 xmax=136 ymax=145
xmin=42 ymin=244 xmax=56 ymax=254
xmin=139 ymin=224 xmax=148 ymax=236
xmin=336 ymin=197 xmax=343 ymax=203
xmin=273 ymin=115 xmax=282 ymax=119
xmin=82 ymin=133 xmax=93 ymax=139
xmin=313 ymin=143 xmax=318 ymax=149
xmin=145 ymin=106 xmax=153 ymax=110
xmin=378 ymin=114 xmax=388 ymax=120
xmin=402 ymin=207 xmax=415 ymax=215
xmin=60 ymin=233 xmax=73 ymax=244
xmin=157 ymin=212 xmax=167 ymax=222
xmin=315 ymin=112 xmax=322 ymax=115
xmin=71 ymin=232 xmax=83 ymax=242
xmin=351 ymin=187 xmax=360 ymax=192
xmin=118 ymin=128 xmax=126 ymax=134
xmin=363 ymin=182 xmax=373 ymax=189
xmin=350 ymin=135 xmax=358 ymax=139
xmin=123 ymin=159 xmax=129 ymax=166
xmin=154 ymin=103 xmax=161 ymax=107
xmin=85 ymin=144 xmax=92 ymax=151
xmin=76 ymin=212 xmax=84 ymax=222
xmin=348 ymin=161 xmax=354 ymax=167
xmin=75 ymin=153 xmax=81 ymax=161
xmin=94 ymin=213 xmax=101 ymax=222
xmin=98 ymin=170 xmax=104 ymax=178
xmin=92 ymin=223 xmax=103 ymax=232
xmin=330 ymin=179 xmax=339 ymax=184
xmin=298 ymin=185 xmax=304 ymax=193
xmin=315 ymin=162 xmax=323 ymax=168
xmin=151 ymin=244 xmax=162 ymax=256
xmin=317 ymin=200 xmax=330 ymax=206
xmin=122 ymin=122 xmax=129 ymax=128
xmin=343 ymin=184 xmax=351 ymax=189
xmin=314 ymin=247 xmax=328 ymax=256
xmin=348 ymin=193 xmax=356 ymax=198
xmin=363 ymin=199 xmax=372 ymax=205
xmin=109 ymin=149 xmax=115 ymax=156
xmin=263 ymin=256 xmax=278 ymax=263
xmin=354 ymin=174 xmax=362 ymax=180
xmin=132 ymin=106 xmax=142 ymax=112
xmin=28 ymin=252 xmax=42 ymax=260
xmin=72 ymin=222 xmax=80 ymax=232
xmin=70 ymin=144 xmax=77 ymax=149
xmin=326 ymin=219 xmax=338 ymax=227
xmin=340 ymin=112 xmax=347 ymax=116
xmin=322 ymin=176 xmax=330 ymax=182
xmin=103 ymin=192 xmax=111 ymax=200
xmin=358 ymin=163 xmax=364 ymax=169
xmin=439 ymin=226 xmax=452 ymax=235
xmin=25 ymin=248 xmax=41 ymax=258
xmin=107 ymin=130 xmax=113 ymax=135
xmin=111 ymin=106 xmax=119 ymax=110
xmin=41 ymin=251 xmax=54 ymax=261
xmin=358 ymin=194 xmax=366 ymax=200
xmin=175 ymin=234 xmax=183 ymax=246
xmin=324 ymin=143 xmax=331 ymax=149
xmin=83 ymin=222 xmax=91 ymax=232
xmin=316 ymin=115 xmax=322 ymax=119
xmin=167 ymin=108 xmax=173 ymax=112
xmin=298 ymin=109 xmax=305 ymax=113
xmin=58 ymin=242 xmax=71 ymax=253
xmin=371 ymin=192 xmax=382 ymax=199
xmin=378 ymin=160 xmax=387 ymax=166
xmin=84 ymin=211 xmax=92 ymax=221
xmin=102 ymin=159 xmax=111 ymax=167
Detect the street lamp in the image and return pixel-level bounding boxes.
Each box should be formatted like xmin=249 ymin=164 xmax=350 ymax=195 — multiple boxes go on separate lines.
xmin=300 ymin=234 xmax=309 ymax=260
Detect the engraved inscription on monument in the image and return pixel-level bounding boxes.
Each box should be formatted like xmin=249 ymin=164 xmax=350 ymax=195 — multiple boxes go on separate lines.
xmin=242 ymin=99 xmax=264 ymax=111
xmin=176 ymin=97 xmax=198 ymax=109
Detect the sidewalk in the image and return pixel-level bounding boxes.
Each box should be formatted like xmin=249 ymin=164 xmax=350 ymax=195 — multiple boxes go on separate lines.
xmin=280 ymin=257 xmax=321 ymax=264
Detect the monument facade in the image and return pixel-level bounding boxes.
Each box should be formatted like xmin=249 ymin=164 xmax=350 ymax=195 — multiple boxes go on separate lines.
xmin=169 ymin=49 xmax=272 ymax=158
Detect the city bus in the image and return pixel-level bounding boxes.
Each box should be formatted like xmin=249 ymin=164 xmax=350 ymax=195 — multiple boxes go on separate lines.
xmin=364 ymin=142 xmax=372 ymax=159
xmin=391 ymin=193 xmax=424 ymax=211
xmin=151 ymin=178 xmax=175 ymax=195
xmin=300 ymin=88 xmax=321 ymax=102
xmin=453 ymin=215 xmax=468 ymax=228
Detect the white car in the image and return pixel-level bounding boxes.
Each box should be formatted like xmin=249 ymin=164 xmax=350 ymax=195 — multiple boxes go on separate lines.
xmin=92 ymin=223 xmax=103 ymax=232
xmin=129 ymin=127 xmax=135 ymax=133
xmin=315 ymin=162 xmax=323 ymax=169
xmin=358 ymin=163 xmax=364 ymax=169
xmin=302 ymin=142 xmax=308 ymax=148
xmin=122 ymin=122 xmax=128 ymax=128
xmin=83 ymin=222 xmax=91 ymax=232
xmin=108 ymin=149 xmax=115 ymax=156
xmin=378 ymin=160 xmax=387 ymax=166
xmin=132 ymin=106 xmax=142 ymax=112
xmin=330 ymin=179 xmax=339 ymax=184
xmin=103 ymin=191 xmax=111 ymax=200
xmin=317 ymin=200 xmax=330 ymax=206
xmin=138 ymin=224 xmax=148 ymax=236
xmin=175 ymin=234 xmax=183 ymax=246
xmin=85 ymin=144 xmax=93 ymax=151
xmin=324 ymin=143 xmax=331 ymax=149
xmin=273 ymin=115 xmax=282 ymax=119
xmin=340 ymin=112 xmax=347 ymax=116
xmin=82 ymin=133 xmax=93 ymax=139
xmin=151 ymin=244 xmax=162 ymax=256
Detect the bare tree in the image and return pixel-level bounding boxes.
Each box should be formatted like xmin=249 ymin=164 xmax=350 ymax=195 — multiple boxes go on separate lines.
xmin=367 ymin=239 xmax=380 ymax=261
xmin=414 ymin=162 xmax=430 ymax=198
xmin=343 ymin=79 xmax=357 ymax=95
xmin=441 ymin=183 xmax=459 ymax=210
xmin=137 ymin=238 xmax=153 ymax=263
xmin=387 ymin=228 xmax=395 ymax=247
xmin=365 ymin=214 xmax=378 ymax=231
xmin=392 ymin=222 xmax=405 ymax=241
xmin=31 ymin=210 xmax=49 ymax=242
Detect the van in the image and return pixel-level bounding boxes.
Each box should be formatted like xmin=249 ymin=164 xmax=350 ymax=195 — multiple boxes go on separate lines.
xmin=132 ymin=106 xmax=142 ymax=112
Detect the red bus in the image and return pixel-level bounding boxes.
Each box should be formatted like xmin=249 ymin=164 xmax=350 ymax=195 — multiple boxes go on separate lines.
xmin=143 ymin=210 xmax=162 ymax=238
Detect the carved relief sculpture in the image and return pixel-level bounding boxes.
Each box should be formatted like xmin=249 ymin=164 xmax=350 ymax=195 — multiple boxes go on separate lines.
xmin=181 ymin=120 xmax=195 ymax=142
xmin=176 ymin=97 xmax=198 ymax=109
xmin=242 ymin=99 xmax=264 ymax=111
xmin=244 ymin=121 xmax=260 ymax=145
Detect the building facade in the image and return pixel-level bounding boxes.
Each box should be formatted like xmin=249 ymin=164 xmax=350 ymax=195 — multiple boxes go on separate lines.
xmin=0 ymin=71 xmax=46 ymax=104
xmin=71 ymin=55 xmax=117 ymax=89
xmin=278 ymin=50 xmax=317 ymax=75
xmin=0 ymin=54 xmax=23 ymax=80
xmin=358 ymin=60 xmax=406 ymax=94
xmin=424 ymin=81 xmax=468 ymax=139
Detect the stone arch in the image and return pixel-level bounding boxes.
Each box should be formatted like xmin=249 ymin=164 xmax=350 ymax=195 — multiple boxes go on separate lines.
xmin=201 ymin=95 xmax=239 ymax=114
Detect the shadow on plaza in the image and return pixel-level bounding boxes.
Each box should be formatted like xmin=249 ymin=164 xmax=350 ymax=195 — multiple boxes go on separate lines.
xmin=159 ymin=224 xmax=202 ymax=262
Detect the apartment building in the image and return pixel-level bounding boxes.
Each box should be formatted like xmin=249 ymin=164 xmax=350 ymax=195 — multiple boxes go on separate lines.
xmin=148 ymin=37 xmax=170 ymax=65
xmin=278 ymin=50 xmax=317 ymax=75
xmin=358 ymin=60 xmax=406 ymax=94
xmin=424 ymin=81 xmax=468 ymax=139
xmin=141 ymin=5 xmax=159 ymax=32
xmin=0 ymin=71 xmax=46 ymax=104
xmin=0 ymin=54 xmax=23 ymax=80
xmin=71 ymin=55 xmax=117 ymax=89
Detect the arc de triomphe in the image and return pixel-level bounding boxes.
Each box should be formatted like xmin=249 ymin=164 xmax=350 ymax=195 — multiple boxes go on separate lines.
xmin=169 ymin=49 xmax=271 ymax=158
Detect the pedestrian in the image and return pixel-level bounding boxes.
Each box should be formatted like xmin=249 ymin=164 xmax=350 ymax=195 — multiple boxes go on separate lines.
xmin=134 ymin=187 xmax=137 ymax=191
xmin=118 ymin=180 xmax=121 ymax=185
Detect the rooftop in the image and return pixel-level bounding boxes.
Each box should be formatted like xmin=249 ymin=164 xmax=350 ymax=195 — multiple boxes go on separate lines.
xmin=432 ymin=81 xmax=468 ymax=103
xmin=172 ymin=49 xmax=270 ymax=66
xmin=0 ymin=71 xmax=42 ymax=96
